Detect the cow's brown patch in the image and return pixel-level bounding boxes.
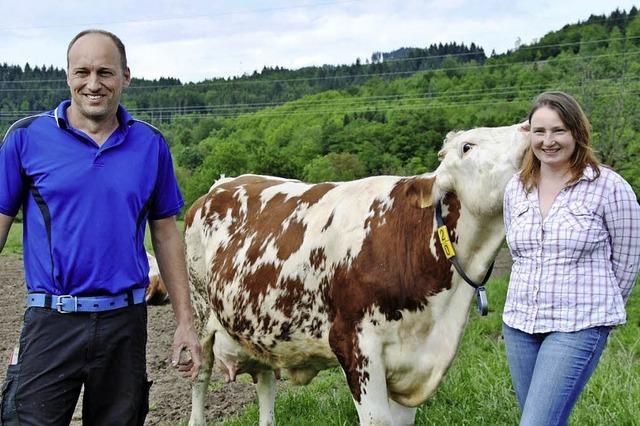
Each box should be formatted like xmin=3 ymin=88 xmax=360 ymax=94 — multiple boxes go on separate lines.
xmin=276 ymin=220 xmax=306 ymax=260
xmin=217 ymin=175 xmax=284 ymax=193
xmin=363 ymin=199 xmax=386 ymax=231
xmin=329 ymin=313 xmax=369 ymax=402
xmin=244 ymin=192 xmax=298 ymax=262
xmin=332 ymin=177 xmax=455 ymax=321
xmin=327 ymin=177 xmax=461 ymax=401
xmin=309 ymin=248 xmax=326 ymax=270
xmin=442 ymin=192 xmax=461 ymax=244
xmin=322 ymin=212 xmax=334 ymax=232
xmin=242 ymin=263 xmax=280 ymax=304
xmin=275 ymin=277 xmax=305 ymax=318
xmin=300 ymin=183 xmax=335 ymax=205
xmin=203 ymin=187 xmax=242 ymax=231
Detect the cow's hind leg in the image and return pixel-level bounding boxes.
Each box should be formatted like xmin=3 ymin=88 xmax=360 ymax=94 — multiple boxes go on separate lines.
xmin=388 ymin=398 xmax=416 ymax=426
xmin=254 ymin=370 xmax=276 ymax=426
xmin=189 ymin=331 xmax=214 ymax=426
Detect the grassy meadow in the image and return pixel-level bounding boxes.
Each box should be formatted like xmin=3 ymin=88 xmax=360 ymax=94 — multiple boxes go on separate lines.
xmin=2 ymin=222 xmax=22 ymax=255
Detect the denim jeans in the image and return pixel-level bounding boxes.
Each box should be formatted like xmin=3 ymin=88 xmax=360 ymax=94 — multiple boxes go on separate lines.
xmin=502 ymin=322 xmax=611 ymax=426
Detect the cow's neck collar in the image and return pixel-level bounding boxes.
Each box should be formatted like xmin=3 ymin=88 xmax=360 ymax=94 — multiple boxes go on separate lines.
xmin=435 ymin=197 xmax=493 ymax=316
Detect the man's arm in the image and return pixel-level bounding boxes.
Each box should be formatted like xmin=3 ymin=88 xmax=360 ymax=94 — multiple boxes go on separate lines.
xmin=149 ymin=216 xmax=202 ymax=378
xmin=0 ymin=213 xmax=15 ymax=253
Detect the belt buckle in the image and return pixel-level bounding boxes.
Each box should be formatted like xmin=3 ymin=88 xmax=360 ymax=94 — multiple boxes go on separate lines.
xmin=56 ymin=295 xmax=78 ymax=313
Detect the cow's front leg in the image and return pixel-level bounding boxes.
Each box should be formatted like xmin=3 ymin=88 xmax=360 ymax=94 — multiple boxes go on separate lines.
xmin=330 ymin=318 xmax=392 ymax=425
xmin=388 ymin=398 xmax=416 ymax=425
xmin=189 ymin=332 xmax=214 ymax=426
xmin=254 ymin=369 xmax=276 ymax=426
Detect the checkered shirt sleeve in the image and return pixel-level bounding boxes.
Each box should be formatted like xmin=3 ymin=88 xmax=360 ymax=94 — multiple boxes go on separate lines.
xmin=603 ymin=173 xmax=640 ymax=302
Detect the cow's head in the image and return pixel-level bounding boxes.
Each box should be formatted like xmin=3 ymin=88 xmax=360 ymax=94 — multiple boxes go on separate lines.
xmin=433 ymin=122 xmax=529 ymax=216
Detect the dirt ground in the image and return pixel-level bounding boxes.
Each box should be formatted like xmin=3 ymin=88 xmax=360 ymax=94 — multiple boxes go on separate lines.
xmin=0 ymin=251 xmax=512 ymax=425
xmin=0 ymin=254 xmax=255 ymax=425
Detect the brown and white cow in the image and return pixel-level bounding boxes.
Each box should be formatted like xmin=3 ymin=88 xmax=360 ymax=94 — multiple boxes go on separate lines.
xmin=185 ymin=123 xmax=528 ymax=426
xmin=145 ymin=251 xmax=169 ymax=305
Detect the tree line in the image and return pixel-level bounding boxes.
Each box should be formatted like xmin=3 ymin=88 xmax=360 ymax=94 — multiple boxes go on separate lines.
xmin=1 ymin=7 xmax=639 ymax=212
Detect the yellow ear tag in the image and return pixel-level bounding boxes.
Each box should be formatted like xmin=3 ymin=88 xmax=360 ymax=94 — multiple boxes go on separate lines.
xmin=437 ymin=225 xmax=456 ymax=259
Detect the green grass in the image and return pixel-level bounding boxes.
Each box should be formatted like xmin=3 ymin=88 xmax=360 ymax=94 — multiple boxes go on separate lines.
xmin=145 ymin=221 xmax=185 ymax=252
xmin=1 ymin=222 xmax=22 ymax=255
xmin=217 ymin=277 xmax=640 ymax=426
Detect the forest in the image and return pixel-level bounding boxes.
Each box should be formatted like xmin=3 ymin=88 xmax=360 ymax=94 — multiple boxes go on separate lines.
xmin=1 ymin=7 xmax=639 ymax=211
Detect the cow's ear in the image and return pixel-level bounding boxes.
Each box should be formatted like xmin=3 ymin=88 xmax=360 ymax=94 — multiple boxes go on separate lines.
xmin=405 ymin=178 xmax=435 ymax=208
xmin=517 ymin=121 xmax=530 ymax=132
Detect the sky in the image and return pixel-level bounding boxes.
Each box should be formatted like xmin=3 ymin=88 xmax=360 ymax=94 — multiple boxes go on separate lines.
xmin=0 ymin=0 xmax=638 ymax=83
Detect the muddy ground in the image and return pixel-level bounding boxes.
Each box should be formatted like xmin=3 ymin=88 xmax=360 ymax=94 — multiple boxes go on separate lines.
xmin=0 ymin=251 xmax=512 ymax=425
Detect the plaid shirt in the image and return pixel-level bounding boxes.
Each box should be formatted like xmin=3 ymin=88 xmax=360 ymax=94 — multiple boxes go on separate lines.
xmin=503 ymin=166 xmax=640 ymax=333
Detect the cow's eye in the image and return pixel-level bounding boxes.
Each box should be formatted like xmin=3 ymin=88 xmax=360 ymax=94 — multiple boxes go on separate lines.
xmin=462 ymin=143 xmax=473 ymax=154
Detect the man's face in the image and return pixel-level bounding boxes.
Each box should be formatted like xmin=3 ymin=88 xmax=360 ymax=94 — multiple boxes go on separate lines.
xmin=67 ymin=33 xmax=130 ymax=124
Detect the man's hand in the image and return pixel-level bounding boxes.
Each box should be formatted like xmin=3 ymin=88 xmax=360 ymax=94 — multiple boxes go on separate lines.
xmin=171 ymin=322 xmax=202 ymax=379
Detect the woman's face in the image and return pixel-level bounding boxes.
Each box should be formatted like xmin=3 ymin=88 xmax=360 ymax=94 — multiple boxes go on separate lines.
xmin=529 ymin=106 xmax=576 ymax=173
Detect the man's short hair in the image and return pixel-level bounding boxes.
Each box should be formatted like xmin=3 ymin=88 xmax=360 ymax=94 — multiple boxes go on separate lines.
xmin=67 ymin=29 xmax=128 ymax=71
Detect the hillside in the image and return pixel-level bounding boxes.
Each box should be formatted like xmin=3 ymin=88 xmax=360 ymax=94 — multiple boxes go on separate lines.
xmin=1 ymin=7 xmax=639 ymax=209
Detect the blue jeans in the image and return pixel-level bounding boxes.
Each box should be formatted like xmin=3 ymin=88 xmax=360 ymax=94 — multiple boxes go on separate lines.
xmin=502 ymin=323 xmax=611 ymax=426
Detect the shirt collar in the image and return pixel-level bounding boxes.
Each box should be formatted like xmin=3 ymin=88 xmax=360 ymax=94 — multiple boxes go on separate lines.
xmin=54 ymin=100 xmax=135 ymax=130
xmin=564 ymin=165 xmax=597 ymax=190
xmin=522 ymin=165 xmax=597 ymax=205
xmin=579 ymin=165 xmax=597 ymax=182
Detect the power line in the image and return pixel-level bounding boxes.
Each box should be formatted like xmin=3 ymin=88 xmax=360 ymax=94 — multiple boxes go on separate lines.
xmin=1 ymin=78 xmax=635 ymax=121
xmin=154 ymin=88 xmax=640 ymax=119
xmin=1 ymin=74 xmax=636 ymax=118
xmin=116 ymin=77 xmax=640 ymax=114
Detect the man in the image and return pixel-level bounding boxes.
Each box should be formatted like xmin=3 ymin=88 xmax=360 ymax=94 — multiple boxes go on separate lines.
xmin=0 ymin=29 xmax=201 ymax=425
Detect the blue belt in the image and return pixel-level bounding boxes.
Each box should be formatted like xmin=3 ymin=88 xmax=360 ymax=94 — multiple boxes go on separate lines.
xmin=26 ymin=288 xmax=146 ymax=313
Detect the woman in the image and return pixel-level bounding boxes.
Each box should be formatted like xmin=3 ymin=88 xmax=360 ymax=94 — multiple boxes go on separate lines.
xmin=502 ymin=91 xmax=640 ymax=425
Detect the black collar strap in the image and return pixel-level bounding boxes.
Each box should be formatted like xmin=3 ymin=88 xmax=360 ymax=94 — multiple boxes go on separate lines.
xmin=435 ymin=198 xmax=493 ymax=316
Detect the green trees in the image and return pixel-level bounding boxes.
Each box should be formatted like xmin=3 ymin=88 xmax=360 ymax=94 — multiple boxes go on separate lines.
xmin=304 ymin=153 xmax=366 ymax=182
xmin=2 ymin=8 xmax=639 ymax=209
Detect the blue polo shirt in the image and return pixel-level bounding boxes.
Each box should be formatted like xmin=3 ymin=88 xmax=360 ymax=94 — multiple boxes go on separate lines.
xmin=0 ymin=101 xmax=184 ymax=296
